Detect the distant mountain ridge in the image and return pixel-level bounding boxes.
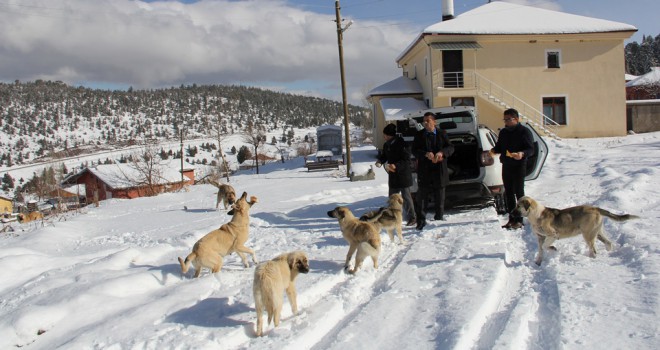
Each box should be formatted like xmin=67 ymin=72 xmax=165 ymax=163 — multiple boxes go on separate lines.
xmin=0 ymin=80 xmax=368 ymax=167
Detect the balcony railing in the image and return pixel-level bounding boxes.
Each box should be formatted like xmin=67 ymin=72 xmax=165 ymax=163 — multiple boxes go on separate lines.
xmin=437 ymin=70 xmax=560 ymax=139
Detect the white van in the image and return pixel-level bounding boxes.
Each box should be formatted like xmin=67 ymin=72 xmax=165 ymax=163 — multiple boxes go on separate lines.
xmin=389 ymin=106 xmax=547 ymax=213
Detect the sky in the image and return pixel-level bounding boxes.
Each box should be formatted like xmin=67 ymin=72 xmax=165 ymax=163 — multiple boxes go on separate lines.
xmin=0 ymin=0 xmax=657 ymax=105
xmin=1 ymin=128 xmax=659 ymax=349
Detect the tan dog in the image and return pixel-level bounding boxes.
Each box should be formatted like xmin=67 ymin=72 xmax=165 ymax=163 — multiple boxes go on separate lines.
xmin=18 ymin=211 xmax=43 ymax=223
xmin=209 ymin=179 xmax=237 ymax=210
xmin=327 ymin=206 xmax=381 ymax=274
xmin=513 ymin=196 xmax=639 ymax=265
xmin=178 ymin=192 xmax=258 ymax=277
xmin=253 ymin=251 xmax=310 ymax=337
xmin=359 ymin=193 xmax=404 ymax=244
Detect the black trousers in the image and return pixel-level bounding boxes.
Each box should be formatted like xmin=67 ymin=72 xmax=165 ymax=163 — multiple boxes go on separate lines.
xmin=414 ymin=185 xmax=445 ymax=221
xmin=503 ymin=163 xmax=526 ymax=223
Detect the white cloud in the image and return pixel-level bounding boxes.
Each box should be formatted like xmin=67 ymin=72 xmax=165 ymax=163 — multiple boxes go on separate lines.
xmin=0 ymin=0 xmax=414 ymax=104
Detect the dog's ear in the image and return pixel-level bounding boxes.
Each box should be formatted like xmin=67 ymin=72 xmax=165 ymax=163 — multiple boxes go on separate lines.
xmin=523 ymin=199 xmax=532 ymax=211
xmin=288 ymin=254 xmax=297 ymax=271
xmin=240 ymin=192 xmax=248 ymax=200
xmin=248 ymin=196 xmax=258 ymax=206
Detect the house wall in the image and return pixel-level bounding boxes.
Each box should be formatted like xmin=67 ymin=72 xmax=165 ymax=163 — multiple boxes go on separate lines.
xmin=396 ymin=33 xmax=630 ymax=138
xmin=0 ymin=197 xmax=12 ymax=214
xmin=77 ymin=172 xmax=110 ymax=202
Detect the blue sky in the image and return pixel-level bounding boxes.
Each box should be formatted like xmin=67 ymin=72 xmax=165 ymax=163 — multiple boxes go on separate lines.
xmin=0 ymin=0 xmax=656 ymax=105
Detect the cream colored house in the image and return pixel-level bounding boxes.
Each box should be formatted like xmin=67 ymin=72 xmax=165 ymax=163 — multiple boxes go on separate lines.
xmin=369 ymin=1 xmax=637 ymax=146
xmin=0 ymin=195 xmax=12 ymax=215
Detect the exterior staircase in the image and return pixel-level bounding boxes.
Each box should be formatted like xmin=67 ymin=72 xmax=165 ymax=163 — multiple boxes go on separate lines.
xmin=473 ymin=72 xmax=562 ymax=140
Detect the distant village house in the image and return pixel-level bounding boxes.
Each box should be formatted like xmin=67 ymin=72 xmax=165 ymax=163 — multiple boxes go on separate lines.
xmin=62 ymin=163 xmax=194 ymax=201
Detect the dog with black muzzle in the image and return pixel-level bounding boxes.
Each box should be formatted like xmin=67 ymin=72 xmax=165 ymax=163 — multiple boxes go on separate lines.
xmin=513 ymin=196 xmax=638 ymax=265
xmin=178 ymin=192 xmax=258 ymax=277
xmin=253 ymin=251 xmax=310 ymax=337
xmin=327 ymin=206 xmax=381 ymax=274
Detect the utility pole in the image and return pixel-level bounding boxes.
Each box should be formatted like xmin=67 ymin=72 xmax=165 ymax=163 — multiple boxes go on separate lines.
xmin=335 ymin=0 xmax=352 ymax=177
xmin=180 ymin=128 xmax=184 ymax=185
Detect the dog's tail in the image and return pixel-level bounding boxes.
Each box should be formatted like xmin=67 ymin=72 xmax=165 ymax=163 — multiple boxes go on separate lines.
xmin=597 ymin=208 xmax=640 ymax=222
xmin=359 ymin=207 xmax=385 ymax=222
xmin=178 ymin=253 xmax=195 ymax=274
xmin=361 ymin=236 xmax=381 ymax=255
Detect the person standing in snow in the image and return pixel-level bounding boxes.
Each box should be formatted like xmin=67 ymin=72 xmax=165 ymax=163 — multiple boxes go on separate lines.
xmin=489 ymin=108 xmax=535 ymax=230
xmin=375 ymin=123 xmax=416 ymax=226
xmin=412 ymin=112 xmax=454 ymax=230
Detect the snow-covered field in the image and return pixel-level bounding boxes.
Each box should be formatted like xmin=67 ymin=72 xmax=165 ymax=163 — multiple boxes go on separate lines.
xmin=1 ymin=132 xmax=659 ymax=349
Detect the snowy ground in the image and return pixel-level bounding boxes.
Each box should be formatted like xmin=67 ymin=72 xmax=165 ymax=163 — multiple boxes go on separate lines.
xmin=1 ymin=132 xmax=659 ymax=349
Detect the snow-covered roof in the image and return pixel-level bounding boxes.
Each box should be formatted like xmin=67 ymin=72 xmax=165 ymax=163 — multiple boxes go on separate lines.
xmin=626 ymin=67 xmax=660 ymax=87
xmin=397 ymin=1 xmax=637 ymax=61
xmin=368 ymin=76 xmax=423 ymax=97
xmin=87 ymin=163 xmax=191 ymax=190
xmin=425 ymin=2 xmax=636 ymax=36
xmin=317 ymin=124 xmax=342 ymax=131
xmin=625 ymin=74 xmax=639 ymax=82
xmin=380 ymin=97 xmax=429 ymax=121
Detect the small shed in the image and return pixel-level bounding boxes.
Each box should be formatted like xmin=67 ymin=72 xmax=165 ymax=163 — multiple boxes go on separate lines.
xmin=316 ymin=125 xmax=343 ymax=156
xmin=0 ymin=195 xmax=12 ymax=214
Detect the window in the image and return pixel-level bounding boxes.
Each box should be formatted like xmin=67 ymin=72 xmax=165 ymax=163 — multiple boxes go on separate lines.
xmin=425 ymin=57 xmax=428 ymax=76
xmin=546 ymin=50 xmax=561 ymax=69
xmin=543 ymin=97 xmax=566 ymax=125
xmin=451 ymin=97 xmax=474 ymax=107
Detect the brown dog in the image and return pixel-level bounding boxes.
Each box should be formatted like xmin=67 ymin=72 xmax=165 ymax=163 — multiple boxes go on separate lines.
xmin=209 ymin=179 xmax=237 ymax=210
xmin=18 ymin=211 xmax=44 ymax=223
xmin=359 ymin=193 xmax=404 ymax=244
xmin=327 ymin=206 xmax=381 ymax=274
xmin=178 ymin=192 xmax=258 ymax=277
xmin=253 ymin=251 xmax=310 ymax=337
xmin=513 ymin=196 xmax=639 ymax=265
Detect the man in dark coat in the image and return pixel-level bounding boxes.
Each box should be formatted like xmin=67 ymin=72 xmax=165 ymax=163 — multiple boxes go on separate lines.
xmin=376 ymin=123 xmax=416 ymax=226
xmin=412 ymin=112 xmax=455 ymax=230
xmin=489 ymin=108 xmax=535 ymax=230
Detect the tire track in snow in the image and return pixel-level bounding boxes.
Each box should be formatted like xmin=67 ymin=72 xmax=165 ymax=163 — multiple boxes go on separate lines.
xmin=244 ymin=235 xmax=415 ymax=349
xmin=449 ymin=215 xmax=563 ymax=350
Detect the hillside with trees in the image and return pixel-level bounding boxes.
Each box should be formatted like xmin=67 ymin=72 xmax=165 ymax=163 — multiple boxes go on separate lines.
xmin=0 ymin=80 xmax=369 ymax=168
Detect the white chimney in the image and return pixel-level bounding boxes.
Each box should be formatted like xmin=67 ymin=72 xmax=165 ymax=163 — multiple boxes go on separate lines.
xmin=442 ymin=0 xmax=455 ymax=21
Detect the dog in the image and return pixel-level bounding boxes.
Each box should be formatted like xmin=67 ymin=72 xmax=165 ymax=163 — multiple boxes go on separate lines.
xmin=513 ymin=196 xmax=639 ymax=265
xmin=253 ymin=251 xmax=310 ymax=337
xmin=327 ymin=206 xmax=381 ymax=274
xmin=209 ymin=179 xmax=237 ymax=210
xmin=178 ymin=192 xmax=258 ymax=277
xmin=18 ymin=211 xmax=43 ymax=223
xmin=359 ymin=193 xmax=404 ymax=244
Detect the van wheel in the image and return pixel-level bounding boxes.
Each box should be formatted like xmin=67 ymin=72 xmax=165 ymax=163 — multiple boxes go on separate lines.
xmin=494 ymin=194 xmax=507 ymax=214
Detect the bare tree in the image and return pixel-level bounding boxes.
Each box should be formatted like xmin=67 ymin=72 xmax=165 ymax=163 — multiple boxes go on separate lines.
xmin=128 ymin=141 xmax=166 ymax=197
xmin=201 ymin=114 xmax=232 ymax=182
xmin=242 ymin=121 xmax=266 ymax=174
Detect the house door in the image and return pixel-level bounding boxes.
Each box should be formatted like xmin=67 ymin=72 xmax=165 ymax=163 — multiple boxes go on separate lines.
xmin=442 ymin=50 xmax=463 ymax=88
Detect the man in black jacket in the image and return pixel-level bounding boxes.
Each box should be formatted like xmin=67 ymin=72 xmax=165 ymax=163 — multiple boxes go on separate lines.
xmin=412 ymin=112 xmax=454 ymax=230
xmin=490 ymin=108 xmax=535 ymax=230
xmin=376 ymin=124 xmax=416 ymax=226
